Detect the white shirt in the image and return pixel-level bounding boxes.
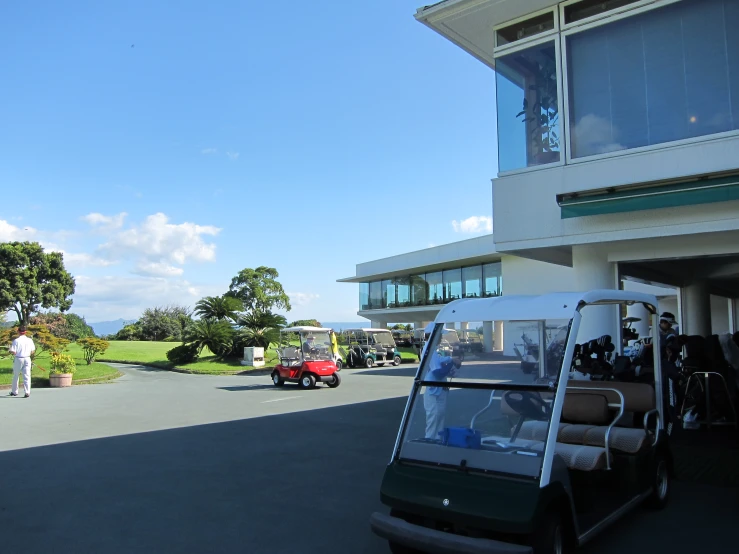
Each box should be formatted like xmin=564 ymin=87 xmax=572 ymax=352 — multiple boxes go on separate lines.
xmin=10 ymin=335 xmax=35 ymax=358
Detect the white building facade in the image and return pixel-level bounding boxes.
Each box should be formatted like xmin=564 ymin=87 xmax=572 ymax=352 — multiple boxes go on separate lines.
xmin=341 ymin=0 xmax=739 ymax=349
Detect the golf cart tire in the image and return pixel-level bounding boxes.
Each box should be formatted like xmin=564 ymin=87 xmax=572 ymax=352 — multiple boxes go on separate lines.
xmin=531 ymin=511 xmax=568 ymax=554
xmin=335 ymin=360 xmax=343 ymax=371
xmin=299 ymin=373 xmax=317 ymax=389
xmin=365 ymin=358 xmax=374 ymax=368
xmin=271 ymin=371 xmax=285 ymax=387
xmin=327 ymin=372 xmax=341 ymax=388
xmin=645 ymin=452 xmax=670 ymax=510
xmin=393 ymin=355 xmax=402 ymax=366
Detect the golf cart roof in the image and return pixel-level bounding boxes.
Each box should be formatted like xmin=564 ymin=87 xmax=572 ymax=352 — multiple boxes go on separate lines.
xmin=343 ymin=328 xmax=392 ymax=332
xmin=434 ymin=290 xmax=659 ymax=324
xmin=281 ymin=326 xmax=331 ymax=333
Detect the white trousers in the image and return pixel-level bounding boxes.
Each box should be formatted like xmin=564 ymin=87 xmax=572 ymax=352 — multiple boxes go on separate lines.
xmin=423 ymin=389 xmax=448 ymax=440
xmin=12 ymin=357 xmax=32 ymax=396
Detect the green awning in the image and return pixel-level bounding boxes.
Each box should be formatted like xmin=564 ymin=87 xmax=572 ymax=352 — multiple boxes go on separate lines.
xmin=558 ymin=175 xmax=739 ymax=219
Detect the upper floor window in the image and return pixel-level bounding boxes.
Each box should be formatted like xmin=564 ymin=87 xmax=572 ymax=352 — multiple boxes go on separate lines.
xmin=496 ymin=11 xmax=555 ymax=47
xmin=496 ymin=40 xmax=560 ymax=172
xmin=563 ymin=0 xmax=644 ymax=25
xmin=567 ymin=0 xmax=739 ymax=159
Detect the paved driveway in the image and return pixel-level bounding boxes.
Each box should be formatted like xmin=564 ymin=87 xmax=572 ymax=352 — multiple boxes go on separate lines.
xmin=0 ymin=365 xmax=735 ymax=553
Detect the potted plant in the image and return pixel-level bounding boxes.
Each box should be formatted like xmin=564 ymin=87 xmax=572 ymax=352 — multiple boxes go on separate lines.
xmin=49 ymin=351 xmax=76 ymax=387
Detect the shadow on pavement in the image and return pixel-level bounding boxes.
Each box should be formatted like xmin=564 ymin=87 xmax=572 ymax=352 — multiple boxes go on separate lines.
xmin=1 ymin=395 xmax=736 ymax=554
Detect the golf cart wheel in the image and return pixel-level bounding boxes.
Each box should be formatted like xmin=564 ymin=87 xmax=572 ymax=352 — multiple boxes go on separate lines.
xmin=389 ymin=542 xmax=423 ymax=554
xmin=327 ymin=372 xmax=341 ymax=388
xmin=271 ymin=371 xmax=285 ymax=387
xmin=393 ymin=355 xmax=401 ymax=366
xmin=335 ymin=360 xmax=343 ymax=371
xmin=532 ymin=512 xmax=567 ymax=554
xmin=646 ymin=453 xmax=670 ymax=510
xmin=365 ymin=357 xmax=374 ymax=368
xmin=299 ymin=373 xmax=316 ymax=389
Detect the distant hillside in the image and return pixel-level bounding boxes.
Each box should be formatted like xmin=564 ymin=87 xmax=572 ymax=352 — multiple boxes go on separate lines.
xmin=90 ymin=318 xmax=136 ymax=337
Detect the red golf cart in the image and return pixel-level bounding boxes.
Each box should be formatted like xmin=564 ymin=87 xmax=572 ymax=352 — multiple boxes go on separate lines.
xmin=271 ymin=326 xmax=341 ymax=389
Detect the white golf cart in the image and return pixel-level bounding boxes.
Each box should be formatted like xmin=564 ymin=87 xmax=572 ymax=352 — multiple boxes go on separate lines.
xmin=371 ymin=290 xmax=672 ymax=554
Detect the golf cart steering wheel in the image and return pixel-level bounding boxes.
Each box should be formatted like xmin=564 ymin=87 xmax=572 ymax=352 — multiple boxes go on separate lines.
xmin=503 ymin=391 xmax=550 ymax=421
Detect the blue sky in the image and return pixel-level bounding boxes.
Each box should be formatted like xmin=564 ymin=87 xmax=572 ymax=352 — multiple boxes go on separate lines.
xmin=0 ymin=0 xmax=498 ymax=323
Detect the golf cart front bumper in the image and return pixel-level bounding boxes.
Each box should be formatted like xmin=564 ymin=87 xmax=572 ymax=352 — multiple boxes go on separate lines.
xmin=317 ymin=375 xmax=336 ymax=382
xmin=370 ymin=513 xmax=532 ymax=554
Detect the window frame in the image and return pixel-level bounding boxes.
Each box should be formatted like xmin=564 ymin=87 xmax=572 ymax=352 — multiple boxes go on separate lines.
xmin=493 ymin=7 xmax=559 ymax=55
xmin=494 ymin=32 xmax=567 ymax=176
xmin=558 ymin=0 xmax=659 ymax=31
xmin=560 ymin=0 xmax=739 ymax=166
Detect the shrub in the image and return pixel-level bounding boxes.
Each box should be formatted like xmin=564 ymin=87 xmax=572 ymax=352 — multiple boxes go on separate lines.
xmin=77 ymin=337 xmax=110 ymax=365
xmin=49 ymin=352 xmax=76 ymax=375
xmin=166 ymin=343 xmax=200 ymax=365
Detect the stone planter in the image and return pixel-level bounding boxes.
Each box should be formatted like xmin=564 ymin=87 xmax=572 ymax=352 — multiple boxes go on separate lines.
xmin=49 ymin=373 xmax=73 ymax=388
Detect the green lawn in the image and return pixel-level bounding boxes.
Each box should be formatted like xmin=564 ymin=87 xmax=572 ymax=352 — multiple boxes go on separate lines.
xmin=0 ymin=350 xmax=122 ymax=388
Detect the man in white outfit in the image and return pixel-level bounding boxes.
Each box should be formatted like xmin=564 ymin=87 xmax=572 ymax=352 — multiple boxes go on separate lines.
xmin=9 ymin=326 xmax=35 ymax=398
xmin=423 ymin=342 xmax=462 ymax=440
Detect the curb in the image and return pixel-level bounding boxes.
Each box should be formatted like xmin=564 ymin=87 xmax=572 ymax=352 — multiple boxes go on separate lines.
xmin=0 ymin=371 xmax=123 ymax=390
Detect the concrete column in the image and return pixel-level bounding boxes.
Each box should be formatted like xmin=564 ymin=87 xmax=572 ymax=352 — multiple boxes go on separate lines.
xmin=626 ymin=302 xmax=650 ymax=341
xmin=371 ymin=320 xmax=387 ymax=330
xmin=460 ymin=322 xmax=469 ymax=331
xmin=483 ymin=321 xmax=494 ymax=353
xmin=414 ymin=321 xmax=424 ymax=331
xmin=572 ymin=244 xmax=618 ymax=344
xmin=494 ymin=320 xmax=504 ymax=351
xmin=682 ymin=281 xmax=711 ymax=337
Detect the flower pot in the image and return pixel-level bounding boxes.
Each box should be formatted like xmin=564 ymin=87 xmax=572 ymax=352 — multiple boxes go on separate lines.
xmin=49 ymin=373 xmax=73 ymax=388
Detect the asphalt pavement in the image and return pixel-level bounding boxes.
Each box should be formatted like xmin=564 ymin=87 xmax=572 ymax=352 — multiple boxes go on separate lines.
xmin=0 ymin=364 xmax=735 ymax=553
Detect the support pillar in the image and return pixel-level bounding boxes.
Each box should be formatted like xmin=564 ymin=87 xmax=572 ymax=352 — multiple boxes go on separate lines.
xmin=682 ymin=281 xmax=711 ymax=337
xmin=626 ymin=302 xmax=650 ymax=342
xmin=494 ymin=320 xmax=504 ymax=351
xmin=483 ymin=321 xmax=494 ymax=353
xmin=371 ymin=320 xmax=387 ymax=330
xmin=572 ymin=244 xmax=619 ymax=344
xmin=460 ymin=322 xmax=469 ymax=331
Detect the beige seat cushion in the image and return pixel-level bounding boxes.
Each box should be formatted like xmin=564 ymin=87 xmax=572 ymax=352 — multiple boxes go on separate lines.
xmin=530 ymin=441 xmax=610 ymax=471
xmin=583 ymin=427 xmax=650 ymax=454
xmin=518 ymin=421 xmax=566 ymax=441
xmin=559 ymin=424 xmax=596 ymax=444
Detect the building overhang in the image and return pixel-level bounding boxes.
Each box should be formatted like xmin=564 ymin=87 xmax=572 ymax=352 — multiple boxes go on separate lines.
xmin=338 ymin=235 xmax=499 ymax=284
xmin=358 ymin=305 xmax=444 ymax=322
xmin=414 ymin=0 xmax=560 ymax=69
xmin=557 ymin=171 xmax=739 ymax=220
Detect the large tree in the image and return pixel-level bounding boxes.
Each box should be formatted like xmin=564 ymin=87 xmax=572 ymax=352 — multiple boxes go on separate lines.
xmin=227 ymin=266 xmax=291 ymax=313
xmin=138 ymin=305 xmax=192 ymax=341
xmin=0 ymin=242 xmax=75 ymax=325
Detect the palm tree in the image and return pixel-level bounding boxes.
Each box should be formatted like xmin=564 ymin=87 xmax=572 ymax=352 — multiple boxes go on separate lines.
xmin=194 ymin=295 xmax=243 ymax=322
xmin=237 ymin=310 xmax=287 ymax=351
xmin=187 ymin=319 xmax=235 ymax=358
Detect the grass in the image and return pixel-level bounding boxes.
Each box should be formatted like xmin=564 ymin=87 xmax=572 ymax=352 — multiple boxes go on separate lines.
xmin=0 ymin=350 xmax=122 ymax=388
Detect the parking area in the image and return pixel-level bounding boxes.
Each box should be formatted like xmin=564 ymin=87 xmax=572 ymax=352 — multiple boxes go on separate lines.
xmin=0 ymin=365 xmax=736 ymax=553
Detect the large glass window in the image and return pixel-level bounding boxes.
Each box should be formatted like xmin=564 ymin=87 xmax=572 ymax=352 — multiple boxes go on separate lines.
xmin=426 ymin=271 xmax=444 ymax=305
xmin=496 ymin=40 xmax=560 ymax=172
xmin=369 ymin=281 xmax=383 ymax=309
xmin=411 ymin=274 xmax=427 ymax=306
xmin=359 ymin=283 xmax=369 ymax=311
xmin=395 ymin=277 xmax=411 ymax=307
xmin=567 ymin=0 xmax=739 ymax=159
xmin=443 ymin=268 xmax=462 ymax=302
xmin=462 ymin=266 xmax=482 ymax=298
xmin=383 ymin=279 xmax=395 ymax=308
xmin=484 ymin=263 xmax=503 ymax=297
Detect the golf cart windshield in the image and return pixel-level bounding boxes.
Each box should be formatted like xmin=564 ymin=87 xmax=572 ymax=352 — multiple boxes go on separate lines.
xmin=398 ymin=319 xmax=570 ymax=479
xmin=300 ymin=330 xmax=332 ymax=361
xmin=371 ymin=331 xmax=395 ymax=348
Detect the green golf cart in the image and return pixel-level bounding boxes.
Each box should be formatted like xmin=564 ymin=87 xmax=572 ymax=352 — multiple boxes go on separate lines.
xmin=370 ymin=290 xmax=672 ymax=553
xmin=343 ymin=328 xmax=401 ymax=368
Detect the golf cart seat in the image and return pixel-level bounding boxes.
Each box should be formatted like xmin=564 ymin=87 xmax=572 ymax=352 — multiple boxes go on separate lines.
xmin=518 ymin=382 xmax=655 ymax=455
xmin=280 ymin=347 xmax=301 ymax=367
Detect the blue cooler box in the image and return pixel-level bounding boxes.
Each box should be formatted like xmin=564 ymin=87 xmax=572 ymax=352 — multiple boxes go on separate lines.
xmin=440 ymin=427 xmax=482 ymax=449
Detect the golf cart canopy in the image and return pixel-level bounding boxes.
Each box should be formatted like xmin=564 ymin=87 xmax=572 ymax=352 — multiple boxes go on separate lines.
xmin=281 ymin=326 xmax=332 ymax=333
xmin=434 ymin=290 xmax=658 ymax=323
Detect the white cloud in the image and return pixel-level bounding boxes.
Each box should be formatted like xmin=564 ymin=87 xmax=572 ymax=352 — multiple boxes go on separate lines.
xmin=0 ymin=220 xmax=37 ymax=241
xmin=226 ymin=151 xmax=239 ymax=161
xmin=61 ymin=252 xmax=117 ymax=268
xmin=82 ymin=212 xmax=127 ymax=230
xmin=72 ymin=275 xmax=219 ymax=321
xmin=288 ymin=292 xmax=320 ymax=307
xmin=133 ymin=261 xmax=185 ymax=277
xmin=201 ymin=147 xmax=218 ymax=155
xmin=572 ymin=114 xmax=625 ymax=155
xmin=451 ymin=216 xmax=493 ymax=234
xmin=98 ymin=213 xmax=221 ymax=269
